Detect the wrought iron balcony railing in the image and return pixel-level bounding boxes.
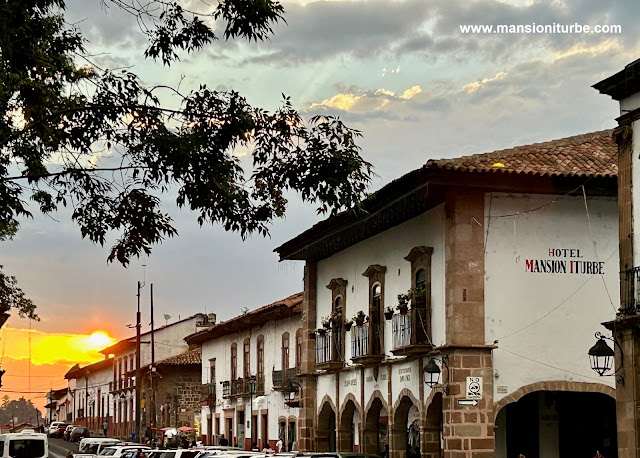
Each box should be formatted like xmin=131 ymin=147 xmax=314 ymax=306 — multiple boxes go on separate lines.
xmin=351 ymin=324 xmax=368 ymax=358
xmin=622 ymin=267 xmax=640 ymax=314
xmin=272 ymin=367 xmax=299 ymax=391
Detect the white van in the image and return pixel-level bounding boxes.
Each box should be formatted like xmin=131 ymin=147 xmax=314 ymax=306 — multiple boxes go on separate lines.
xmin=0 ymin=430 xmax=48 ymax=458
xmin=79 ymin=438 xmax=121 ymax=454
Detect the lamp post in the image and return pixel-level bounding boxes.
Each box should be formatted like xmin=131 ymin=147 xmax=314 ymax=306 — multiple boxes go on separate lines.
xmin=248 ymin=376 xmax=256 ymax=450
xmin=588 ymin=331 xmax=623 ymax=383
xmin=284 ymin=380 xmax=301 ymax=408
xmin=423 ymin=356 xmax=449 ymax=392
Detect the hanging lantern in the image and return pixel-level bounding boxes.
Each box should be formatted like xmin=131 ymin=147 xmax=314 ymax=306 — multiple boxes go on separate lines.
xmin=423 ymin=358 xmax=441 ymax=388
xmin=588 ymin=337 xmax=615 ymax=376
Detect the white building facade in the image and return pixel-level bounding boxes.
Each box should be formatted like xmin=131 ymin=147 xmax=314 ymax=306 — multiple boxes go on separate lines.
xmin=186 ymin=293 xmax=303 ymax=450
xmin=276 ymin=131 xmax=619 ymax=458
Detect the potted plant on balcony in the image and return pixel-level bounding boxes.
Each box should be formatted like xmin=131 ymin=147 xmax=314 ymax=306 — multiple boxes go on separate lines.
xmin=321 ymin=315 xmax=331 ymax=329
xmin=344 ymin=317 xmax=354 ymax=331
xmin=354 ymin=310 xmax=367 ymax=326
xmin=384 ymin=306 xmax=394 ymax=320
xmin=317 ymin=327 xmax=327 ymax=336
xmin=329 ymin=310 xmax=343 ymax=326
xmin=397 ymin=290 xmax=411 ymax=315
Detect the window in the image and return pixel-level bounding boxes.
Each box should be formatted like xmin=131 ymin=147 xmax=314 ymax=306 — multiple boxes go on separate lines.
xmin=243 ymin=338 xmax=251 ymax=378
xmin=404 ymin=247 xmax=433 ymax=346
xmin=257 ymin=335 xmax=265 ymax=381
xmin=325 ymin=278 xmax=348 ymax=364
xmin=209 ymin=358 xmax=216 ymax=384
xmin=363 ymin=265 xmax=386 ymax=356
xmin=281 ymin=333 xmax=290 ymax=370
xmin=231 ymin=343 xmax=238 ymax=380
xmin=295 ymin=329 xmax=303 ymax=368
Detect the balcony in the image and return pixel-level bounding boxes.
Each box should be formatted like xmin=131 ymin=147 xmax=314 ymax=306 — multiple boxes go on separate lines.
xmin=223 ymin=376 xmax=265 ymax=398
xmin=273 ymin=367 xmax=300 ymax=391
xmin=622 ymin=267 xmax=640 ymax=314
xmin=391 ymin=310 xmax=434 ymax=356
xmin=351 ymin=324 xmax=384 ymax=366
xmin=200 ymin=382 xmax=216 ymax=406
xmin=316 ymin=329 xmax=343 ymax=370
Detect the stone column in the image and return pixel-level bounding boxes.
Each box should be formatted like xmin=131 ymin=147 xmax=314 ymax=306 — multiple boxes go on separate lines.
xmin=299 ymin=261 xmax=318 ymax=452
xmin=443 ymin=190 xmax=495 ymax=458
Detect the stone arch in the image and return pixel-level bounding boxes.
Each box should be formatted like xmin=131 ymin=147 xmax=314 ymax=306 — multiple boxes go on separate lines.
xmin=493 ymin=380 xmax=615 ymax=420
xmin=340 ymin=392 xmax=363 ymax=417
xmin=364 ymin=390 xmax=389 ymax=456
xmin=338 ymin=394 xmax=361 ymax=452
xmin=365 ymin=389 xmax=389 ymax=414
xmin=391 ymin=391 xmax=421 ymax=458
xmin=393 ymin=388 xmax=421 ymax=416
xmin=317 ymin=394 xmax=337 ymax=418
xmin=317 ymin=397 xmax=337 ymax=452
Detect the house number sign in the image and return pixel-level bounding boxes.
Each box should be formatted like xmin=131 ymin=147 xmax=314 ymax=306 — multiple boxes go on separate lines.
xmin=466 ymin=377 xmax=482 ymax=399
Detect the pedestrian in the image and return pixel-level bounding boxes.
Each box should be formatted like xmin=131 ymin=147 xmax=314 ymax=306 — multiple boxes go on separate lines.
xmin=132 ymin=430 xmax=136 ymax=443
xmin=103 ymin=420 xmax=108 ymax=437
xmin=594 ymin=452 xmax=604 ymax=458
xmin=275 ymin=438 xmax=283 ymax=453
xmin=220 ymin=436 xmax=229 ymax=446
xmin=135 ymin=449 xmax=147 ymax=458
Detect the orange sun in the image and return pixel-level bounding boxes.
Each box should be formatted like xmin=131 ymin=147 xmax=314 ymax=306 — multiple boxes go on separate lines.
xmin=87 ymin=331 xmax=113 ymax=348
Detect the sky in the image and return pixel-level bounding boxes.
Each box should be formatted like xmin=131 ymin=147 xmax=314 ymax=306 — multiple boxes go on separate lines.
xmin=0 ymin=0 xmax=638 ymax=407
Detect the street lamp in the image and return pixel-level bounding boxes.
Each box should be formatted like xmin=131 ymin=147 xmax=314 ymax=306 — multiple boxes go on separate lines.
xmin=423 ymin=356 xmax=449 ymax=393
xmin=284 ymin=380 xmax=301 ymax=408
xmin=247 ymin=376 xmax=256 ymax=450
xmin=588 ymin=332 xmax=618 ymax=376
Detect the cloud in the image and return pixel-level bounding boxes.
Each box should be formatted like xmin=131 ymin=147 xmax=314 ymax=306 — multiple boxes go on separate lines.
xmin=463 ymin=72 xmax=508 ymax=93
xmin=308 ymin=84 xmax=423 ymax=114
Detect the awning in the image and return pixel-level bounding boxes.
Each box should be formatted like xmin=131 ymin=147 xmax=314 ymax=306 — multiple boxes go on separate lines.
xmin=177 ymin=426 xmax=194 ymax=432
xmin=44 ymin=402 xmax=57 ymax=409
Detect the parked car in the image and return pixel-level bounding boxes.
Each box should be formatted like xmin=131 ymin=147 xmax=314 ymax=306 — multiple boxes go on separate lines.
xmin=64 ymin=425 xmax=81 ymax=441
xmin=47 ymin=421 xmax=64 ymax=437
xmin=52 ymin=423 xmax=69 ymax=438
xmin=146 ymin=450 xmax=200 ymax=458
xmin=71 ymin=426 xmax=91 ymax=442
xmin=98 ymin=444 xmax=151 ymax=458
xmin=79 ymin=438 xmax=121 ymax=455
xmin=0 ymin=430 xmax=48 ymax=458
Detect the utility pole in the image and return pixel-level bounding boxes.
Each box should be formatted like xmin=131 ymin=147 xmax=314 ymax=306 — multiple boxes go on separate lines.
xmin=150 ymin=283 xmax=156 ymax=429
xmin=135 ymin=280 xmax=142 ymax=443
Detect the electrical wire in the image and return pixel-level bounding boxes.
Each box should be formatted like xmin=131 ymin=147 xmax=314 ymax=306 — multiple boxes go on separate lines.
xmin=496 ymin=346 xmax=608 ymax=383
xmin=582 ymin=185 xmax=617 ymax=312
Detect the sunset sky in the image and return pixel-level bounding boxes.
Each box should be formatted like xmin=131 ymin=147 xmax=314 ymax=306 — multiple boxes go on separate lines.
xmin=1 ymin=0 xmax=637 ymax=408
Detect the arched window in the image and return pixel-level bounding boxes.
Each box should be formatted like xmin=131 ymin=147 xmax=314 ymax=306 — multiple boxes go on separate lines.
xmin=404 ymin=247 xmax=433 ymax=346
xmin=362 ymin=265 xmax=386 ymax=358
xmin=243 ymin=338 xmax=251 ymax=378
xmin=325 ymin=278 xmax=348 ymax=366
xmin=295 ymin=329 xmax=303 ymax=368
xmin=282 ymin=332 xmax=290 ymax=370
xmin=231 ymin=343 xmax=238 ymax=380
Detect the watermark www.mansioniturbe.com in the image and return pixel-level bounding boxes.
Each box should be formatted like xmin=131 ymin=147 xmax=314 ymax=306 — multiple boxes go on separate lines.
xmin=460 ymin=23 xmax=622 ymax=34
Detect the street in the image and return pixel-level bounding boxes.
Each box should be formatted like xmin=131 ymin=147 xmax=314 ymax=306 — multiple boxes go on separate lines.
xmin=48 ymin=437 xmax=79 ymax=458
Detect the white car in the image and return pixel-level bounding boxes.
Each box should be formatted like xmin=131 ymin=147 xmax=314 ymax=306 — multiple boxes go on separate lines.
xmin=0 ymin=430 xmax=48 ymax=458
xmin=47 ymin=421 xmax=64 ymax=436
xmin=99 ymin=445 xmax=152 ymax=458
xmin=79 ymin=438 xmax=122 ymax=454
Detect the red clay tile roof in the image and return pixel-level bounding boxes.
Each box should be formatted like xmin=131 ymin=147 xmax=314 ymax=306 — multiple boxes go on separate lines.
xmin=185 ymin=292 xmax=303 ymax=344
xmin=156 ymin=347 xmax=202 ymax=366
xmin=426 ymin=130 xmax=616 ymax=178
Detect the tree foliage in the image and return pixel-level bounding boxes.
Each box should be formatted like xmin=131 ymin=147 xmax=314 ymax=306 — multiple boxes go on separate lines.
xmin=0 ymin=397 xmax=43 ymax=426
xmin=0 ymin=0 xmax=374 ymax=317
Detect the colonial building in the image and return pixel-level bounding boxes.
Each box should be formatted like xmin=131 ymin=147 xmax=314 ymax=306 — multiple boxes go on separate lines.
xmin=186 ymin=293 xmax=303 ymax=450
xmin=64 ymin=313 xmax=212 ymax=438
xmin=274 ymin=131 xmax=619 ymax=458
xmin=44 ymin=387 xmax=71 ymax=424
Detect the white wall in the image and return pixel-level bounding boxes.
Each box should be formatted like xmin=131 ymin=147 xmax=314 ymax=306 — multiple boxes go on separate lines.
xmin=200 ymin=311 xmax=303 ymax=444
xmin=485 ymin=193 xmax=618 ymax=403
xmin=316 ymin=205 xmax=446 ymax=354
